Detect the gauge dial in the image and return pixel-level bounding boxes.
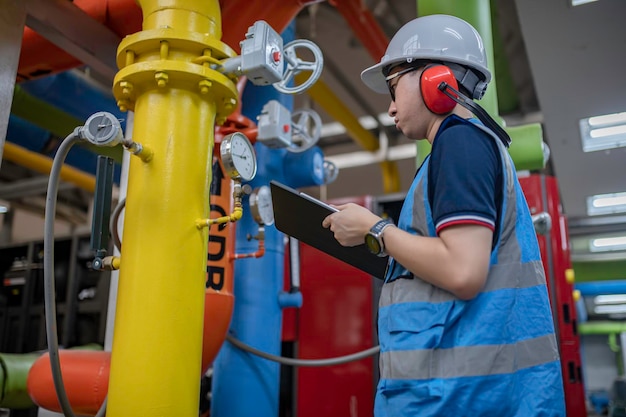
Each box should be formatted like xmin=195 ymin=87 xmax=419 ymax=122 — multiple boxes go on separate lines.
xmin=220 ymin=132 xmax=257 ymax=181
xmin=249 ymin=185 xmax=275 ymax=226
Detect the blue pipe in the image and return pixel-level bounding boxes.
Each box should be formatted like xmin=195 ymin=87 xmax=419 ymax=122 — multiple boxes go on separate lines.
xmin=575 ymin=280 xmax=626 ymax=296
xmin=7 ymin=114 xmax=120 ymax=182
xmin=211 ymin=20 xmax=321 ymax=417
xmin=9 ymin=69 xmax=126 ymax=180
xmin=19 ymin=70 xmax=126 ymax=130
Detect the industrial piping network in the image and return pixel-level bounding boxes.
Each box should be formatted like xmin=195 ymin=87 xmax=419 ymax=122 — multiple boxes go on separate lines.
xmin=17 ymin=1 xmax=354 ymax=416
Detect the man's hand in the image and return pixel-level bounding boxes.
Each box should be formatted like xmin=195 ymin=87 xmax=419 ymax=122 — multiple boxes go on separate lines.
xmin=322 ymin=203 xmax=381 ymax=247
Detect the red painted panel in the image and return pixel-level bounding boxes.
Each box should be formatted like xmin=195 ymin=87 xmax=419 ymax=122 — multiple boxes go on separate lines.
xmin=519 ymin=174 xmax=587 ymax=417
xmin=296 ymin=243 xmax=375 ymax=417
xmin=295 ymin=194 xmax=376 ymax=417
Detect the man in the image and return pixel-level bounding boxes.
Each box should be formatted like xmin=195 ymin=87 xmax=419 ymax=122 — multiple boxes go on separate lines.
xmin=322 ymin=14 xmax=566 ymax=417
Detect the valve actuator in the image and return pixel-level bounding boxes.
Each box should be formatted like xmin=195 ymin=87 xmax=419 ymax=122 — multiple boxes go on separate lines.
xmin=221 ymin=21 xmax=284 ymax=85
xmin=257 ymin=100 xmax=292 ymax=148
xmin=257 ymin=100 xmax=322 ymax=153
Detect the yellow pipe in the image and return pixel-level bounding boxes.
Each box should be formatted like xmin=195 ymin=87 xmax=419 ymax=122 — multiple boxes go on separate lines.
xmin=297 ymin=73 xmax=401 ymax=193
xmin=2 ymin=142 xmax=96 ymax=192
xmin=106 ymin=0 xmax=237 ymax=416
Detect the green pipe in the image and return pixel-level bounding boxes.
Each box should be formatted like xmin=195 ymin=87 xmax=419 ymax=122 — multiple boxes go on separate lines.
xmin=578 ymin=321 xmax=626 ymax=335
xmin=507 ymin=123 xmax=545 ymax=171
xmin=0 ymin=352 xmax=39 ymax=409
xmin=11 ymin=85 xmax=122 ymax=163
xmin=415 ymin=0 xmax=545 ymax=171
xmin=609 ymin=333 xmax=620 ymax=353
xmin=418 ymin=0 xmax=499 ymax=117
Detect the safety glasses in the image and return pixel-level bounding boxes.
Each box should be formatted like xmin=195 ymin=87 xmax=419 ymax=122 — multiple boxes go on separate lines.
xmin=385 ymin=66 xmax=421 ymax=102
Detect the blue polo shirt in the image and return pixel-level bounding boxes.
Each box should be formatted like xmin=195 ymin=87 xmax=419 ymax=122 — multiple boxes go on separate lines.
xmin=427 ymin=115 xmax=503 ymax=237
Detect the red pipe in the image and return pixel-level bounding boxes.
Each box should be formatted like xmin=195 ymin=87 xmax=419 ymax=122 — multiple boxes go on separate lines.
xmin=18 ymin=0 xmax=319 ymax=81
xmin=18 ymin=0 xmax=142 ymax=81
xmin=329 ymin=0 xmax=389 ymax=62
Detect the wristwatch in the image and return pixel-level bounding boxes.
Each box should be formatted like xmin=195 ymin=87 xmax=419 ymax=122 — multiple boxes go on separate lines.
xmin=365 ymin=219 xmax=395 ymax=257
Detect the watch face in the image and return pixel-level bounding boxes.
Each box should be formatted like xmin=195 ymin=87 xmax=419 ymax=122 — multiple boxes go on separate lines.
xmin=365 ymin=233 xmax=382 ymax=255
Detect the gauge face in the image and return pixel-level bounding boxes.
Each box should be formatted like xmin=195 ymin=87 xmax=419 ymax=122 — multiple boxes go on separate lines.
xmin=249 ymin=185 xmax=274 ymax=226
xmin=220 ymin=132 xmax=257 ymax=181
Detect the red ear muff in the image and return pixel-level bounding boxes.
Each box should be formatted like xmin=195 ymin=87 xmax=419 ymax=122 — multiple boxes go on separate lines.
xmin=420 ymin=65 xmax=459 ymax=114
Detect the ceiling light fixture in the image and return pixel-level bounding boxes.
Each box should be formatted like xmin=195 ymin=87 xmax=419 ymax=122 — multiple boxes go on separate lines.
xmin=571 ymin=0 xmax=598 ymax=6
xmin=580 ymin=111 xmax=626 ymax=152
xmin=590 ymin=236 xmax=626 ymax=252
xmin=587 ymin=191 xmax=626 ymax=215
xmin=595 ymin=294 xmax=626 ymax=305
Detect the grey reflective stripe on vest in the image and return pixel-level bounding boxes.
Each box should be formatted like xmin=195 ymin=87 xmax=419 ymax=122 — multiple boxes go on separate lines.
xmin=474 ymin=122 xmax=520 ymax=265
xmin=379 ymin=260 xmax=546 ymax=307
xmin=409 ymin=180 xmax=430 ymax=236
xmin=380 ymin=333 xmax=559 ymax=380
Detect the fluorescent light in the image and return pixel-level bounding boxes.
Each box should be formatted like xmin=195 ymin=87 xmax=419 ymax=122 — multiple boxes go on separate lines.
xmin=589 ymin=112 xmax=626 ymax=126
xmin=571 ymin=0 xmax=598 ymax=5
xmin=0 ymin=205 xmax=7 ymax=214
xmin=587 ymin=192 xmax=626 ymax=215
xmin=594 ymin=304 xmax=626 ymax=315
xmin=590 ymin=236 xmax=626 ymax=252
xmin=595 ymin=294 xmax=626 ymax=305
xmin=580 ymin=111 xmax=626 ymax=152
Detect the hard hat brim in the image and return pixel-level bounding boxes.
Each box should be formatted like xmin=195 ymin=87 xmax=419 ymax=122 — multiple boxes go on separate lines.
xmin=360 ymin=58 xmax=408 ymax=94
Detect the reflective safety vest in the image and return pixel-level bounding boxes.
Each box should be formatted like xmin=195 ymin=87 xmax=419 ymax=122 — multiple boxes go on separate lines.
xmin=375 ymin=120 xmax=566 ymax=417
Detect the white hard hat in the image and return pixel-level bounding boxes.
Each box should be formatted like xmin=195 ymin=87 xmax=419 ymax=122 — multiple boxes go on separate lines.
xmin=361 ymin=14 xmax=491 ymax=100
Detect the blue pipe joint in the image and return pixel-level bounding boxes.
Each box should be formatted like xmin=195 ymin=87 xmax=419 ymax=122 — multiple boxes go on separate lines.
xmin=278 ymin=290 xmax=303 ymax=308
xmin=283 ymin=146 xmax=325 ymax=188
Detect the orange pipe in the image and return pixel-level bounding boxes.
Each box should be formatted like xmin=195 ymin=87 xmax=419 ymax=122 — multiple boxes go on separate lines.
xmin=202 ymin=157 xmax=237 ymax=374
xmin=18 ymin=0 xmax=142 ymax=81
xmin=26 ymin=351 xmax=110 ymax=415
xmin=329 ymin=0 xmax=389 ymax=62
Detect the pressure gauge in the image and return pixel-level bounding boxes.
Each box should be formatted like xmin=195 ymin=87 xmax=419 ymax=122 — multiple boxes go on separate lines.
xmin=220 ymin=132 xmax=257 ymax=181
xmin=249 ymin=185 xmax=274 ymax=226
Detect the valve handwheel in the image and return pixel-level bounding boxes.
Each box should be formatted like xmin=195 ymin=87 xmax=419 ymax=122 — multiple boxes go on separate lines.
xmin=288 ymin=109 xmax=322 ymax=153
xmin=274 ymin=39 xmax=324 ymax=95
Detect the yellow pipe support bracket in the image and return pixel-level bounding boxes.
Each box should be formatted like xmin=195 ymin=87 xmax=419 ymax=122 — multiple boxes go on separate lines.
xmin=106 ymin=1 xmax=239 ymax=416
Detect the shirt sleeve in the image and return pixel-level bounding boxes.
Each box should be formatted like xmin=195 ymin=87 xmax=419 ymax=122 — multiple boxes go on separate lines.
xmin=429 ymin=122 xmax=501 ymax=235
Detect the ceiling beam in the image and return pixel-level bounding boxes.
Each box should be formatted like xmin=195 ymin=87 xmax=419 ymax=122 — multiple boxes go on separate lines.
xmin=24 ymin=0 xmax=120 ymax=82
xmin=0 ymin=176 xmax=74 ymax=200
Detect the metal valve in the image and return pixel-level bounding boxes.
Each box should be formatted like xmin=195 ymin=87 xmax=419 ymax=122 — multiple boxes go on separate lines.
xmin=256 ymin=100 xmax=322 ymax=152
xmin=219 ymin=21 xmax=323 ymax=95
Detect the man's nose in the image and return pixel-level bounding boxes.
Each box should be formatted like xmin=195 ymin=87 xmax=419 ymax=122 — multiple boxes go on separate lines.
xmin=388 ymin=101 xmax=396 ymax=117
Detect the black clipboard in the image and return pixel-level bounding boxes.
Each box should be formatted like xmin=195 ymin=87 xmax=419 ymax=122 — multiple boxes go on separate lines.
xmin=270 ymin=180 xmax=388 ymax=279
